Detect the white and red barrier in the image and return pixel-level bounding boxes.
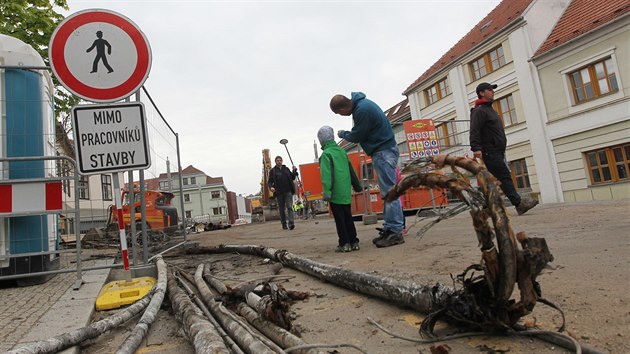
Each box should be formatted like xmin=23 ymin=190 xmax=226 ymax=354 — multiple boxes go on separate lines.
xmin=0 ymin=182 xmax=62 ymax=214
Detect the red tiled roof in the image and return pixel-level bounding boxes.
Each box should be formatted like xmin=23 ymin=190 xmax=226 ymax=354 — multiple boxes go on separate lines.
xmin=182 ymin=165 xmax=205 ymax=174
xmin=404 ymin=0 xmax=533 ymax=94
xmin=534 ymin=0 xmax=630 ymax=57
xmin=158 ymin=165 xmax=208 ymax=179
xmin=339 ymin=98 xmax=410 ymax=148
xmin=206 ymin=176 xmax=224 ymax=185
xmin=384 ymin=98 xmax=411 ymax=123
xmin=145 ymin=177 xmax=160 ymax=190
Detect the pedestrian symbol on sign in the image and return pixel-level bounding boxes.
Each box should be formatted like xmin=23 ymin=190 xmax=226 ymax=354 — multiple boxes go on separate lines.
xmin=86 ymin=31 xmax=114 ymax=74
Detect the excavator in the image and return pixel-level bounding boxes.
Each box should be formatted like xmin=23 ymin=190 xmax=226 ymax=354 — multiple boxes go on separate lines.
xmin=85 ymin=186 xmax=179 ymax=244
xmin=251 ymin=149 xmax=279 ymax=222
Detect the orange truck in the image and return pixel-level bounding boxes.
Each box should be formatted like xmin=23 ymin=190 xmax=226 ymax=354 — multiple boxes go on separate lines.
xmin=95 ymin=188 xmax=179 ymax=238
xmin=299 ymin=151 xmax=448 ymax=217
xmin=114 ymin=188 xmax=178 ymax=231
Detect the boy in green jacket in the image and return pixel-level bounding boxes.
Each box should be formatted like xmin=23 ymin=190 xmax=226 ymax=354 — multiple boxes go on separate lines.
xmin=317 ymin=126 xmax=363 ymax=252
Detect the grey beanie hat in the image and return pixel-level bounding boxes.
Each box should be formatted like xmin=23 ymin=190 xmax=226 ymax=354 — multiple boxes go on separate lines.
xmin=317 ymin=125 xmax=335 ymax=145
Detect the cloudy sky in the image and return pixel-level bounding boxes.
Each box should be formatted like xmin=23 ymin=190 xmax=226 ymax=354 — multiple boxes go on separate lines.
xmin=64 ymin=0 xmax=500 ymax=196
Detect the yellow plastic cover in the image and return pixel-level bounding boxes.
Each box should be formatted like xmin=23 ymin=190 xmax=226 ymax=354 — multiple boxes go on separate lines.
xmin=95 ymin=276 xmax=156 ymax=310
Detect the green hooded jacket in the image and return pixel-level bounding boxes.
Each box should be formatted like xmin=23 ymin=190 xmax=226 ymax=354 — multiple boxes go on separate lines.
xmin=319 ymin=140 xmax=362 ymax=205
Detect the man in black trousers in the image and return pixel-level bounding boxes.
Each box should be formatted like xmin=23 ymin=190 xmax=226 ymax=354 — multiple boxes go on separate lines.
xmin=470 ymin=82 xmax=538 ymax=215
xmin=268 ymin=156 xmax=299 ymax=229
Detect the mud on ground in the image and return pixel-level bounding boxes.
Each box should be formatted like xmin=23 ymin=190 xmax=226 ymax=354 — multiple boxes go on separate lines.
xmin=82 ymin=199 xmax=630 ymax=354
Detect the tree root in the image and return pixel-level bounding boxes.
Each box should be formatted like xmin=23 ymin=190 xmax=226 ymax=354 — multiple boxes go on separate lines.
xmin=166 ymin=269 xmax=231 ymax=354
xmin=187 ymin=244 xmax=453 ymax=314
xmin=7 ymin=289 xmax=153 ymax=354
xmin=192 ymin=264 xmax=283 ymax=354
xmin=116 ymin=256 xmax=167 ymax=354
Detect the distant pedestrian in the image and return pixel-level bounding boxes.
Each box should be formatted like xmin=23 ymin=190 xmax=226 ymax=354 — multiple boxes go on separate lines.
xmin=293 ymin=199 xmax=305 ymax=219
xmin=317 ymin=126 xmax=363 ymax=252
xmin=268 ymin=156 xmax=299 ymax=230
xmin=331 ymin=92 xmax=405 ymax=248
xmin=470 ymin=82 xmax=538 ymax=215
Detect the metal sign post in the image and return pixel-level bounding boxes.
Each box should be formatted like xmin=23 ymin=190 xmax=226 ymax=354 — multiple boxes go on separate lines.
xmin=49 ymin=7 xmax=154 ymax=295
xmin=112 ymin=174 xmax=130 ymax=273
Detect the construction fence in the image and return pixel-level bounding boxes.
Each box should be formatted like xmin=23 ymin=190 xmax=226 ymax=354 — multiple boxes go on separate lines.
xmin=0 ymin=64 xmax=186 ymax=286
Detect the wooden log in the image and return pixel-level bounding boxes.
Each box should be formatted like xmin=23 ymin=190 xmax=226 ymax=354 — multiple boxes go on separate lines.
xmin=187 ymin=245 xmax=453 ymax=314
xmin=175 ymin=272 xmax=246 ymax=354
xmin=203 ymin=262 xmax=228 ymax=294
xmin=116 ymin=256 xmax=167 ymax=354
xmin=7 ymin=290 xmax=153 ymax=354
xmin=166 ymin=270 xmax=231 ymax=354
xmin=193 ymin=265 xmax=281 ymax=354
xmin=200 ymin=263 xmax=319 ymax=354
xmin=235 ymin=303 xmax=321 ymax=354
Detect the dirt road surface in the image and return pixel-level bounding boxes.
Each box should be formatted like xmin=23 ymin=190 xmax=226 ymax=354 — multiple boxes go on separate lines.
xmin=82 ymin=199 xmax=630 ymax=354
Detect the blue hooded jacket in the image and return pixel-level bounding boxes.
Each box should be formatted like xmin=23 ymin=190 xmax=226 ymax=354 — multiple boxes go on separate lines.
xmin=339 ymin=92 xmax=396 ymax=155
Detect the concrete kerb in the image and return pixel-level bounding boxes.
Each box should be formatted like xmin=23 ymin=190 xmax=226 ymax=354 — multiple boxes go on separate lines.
xmin=14 ymin=259 xmax=157 ymax=353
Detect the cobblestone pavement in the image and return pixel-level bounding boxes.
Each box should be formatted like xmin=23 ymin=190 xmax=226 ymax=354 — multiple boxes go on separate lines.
xmin=0 ymin=272 xmax=76 ymax=352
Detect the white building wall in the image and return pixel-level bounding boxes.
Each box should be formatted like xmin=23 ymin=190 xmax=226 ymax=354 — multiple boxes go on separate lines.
xmin=509 ymin=26 xmax=564 ymax=203
xmin=533 ymin=16 xmax=630 ymax=202
xmin=236 ymin=195 xmax=251 ymax=223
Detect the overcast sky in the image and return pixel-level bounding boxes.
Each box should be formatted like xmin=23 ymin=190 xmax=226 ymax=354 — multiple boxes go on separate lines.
xmin=64 ymin=0 xmax=500 ymax=196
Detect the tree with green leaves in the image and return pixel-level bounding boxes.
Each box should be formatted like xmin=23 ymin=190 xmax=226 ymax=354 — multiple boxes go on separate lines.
xmin=1 ymin=0 xmax=79 ymax=156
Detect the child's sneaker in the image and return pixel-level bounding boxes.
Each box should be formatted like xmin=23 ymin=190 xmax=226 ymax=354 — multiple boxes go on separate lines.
xmin=335 ymin=244 xmax=351 ymax=252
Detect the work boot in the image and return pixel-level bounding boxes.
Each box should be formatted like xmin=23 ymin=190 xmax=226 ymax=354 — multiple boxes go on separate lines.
xmin=289 ymin=223 xmax=295 ymax=230
xmin=335 ymin=244 xmax=351 ymax=253
xmin=516 ymin=196 xmax=539 ymax=216
xmin=282 ymin=224 xmax=288 ymax=230
xmin=375 ymin=231 xmax=405 ymax=248
xmin=372 ymin=227 xmax=389 ymax=244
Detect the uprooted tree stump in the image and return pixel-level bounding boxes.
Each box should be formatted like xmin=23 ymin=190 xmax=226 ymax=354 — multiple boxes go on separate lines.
xmin=185 ymin=155 xmax=599 ymax=353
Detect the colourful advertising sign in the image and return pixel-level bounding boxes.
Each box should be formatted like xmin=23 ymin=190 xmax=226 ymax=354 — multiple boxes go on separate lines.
xmin=403 ymin=119 xmax=440 ymax=160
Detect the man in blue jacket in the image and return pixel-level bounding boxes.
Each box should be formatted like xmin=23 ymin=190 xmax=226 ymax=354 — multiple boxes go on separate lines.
xmin=330 ymin=92 xmax=405 ymax=248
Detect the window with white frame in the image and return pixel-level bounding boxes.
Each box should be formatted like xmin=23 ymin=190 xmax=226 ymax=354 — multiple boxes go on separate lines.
xmin=492 ymin=94 xmax=517 ymax=127
xmin=184 ymin=194 xmax=190 ymax=202
xmin=183 ymin=178 xmax=188 ymax=185
xmin=190 ymin=176 xmax=196 ymax=185
xmin=568 ymin=57 xmax=618 ymax=104
xmin=211 ymin=191 xmax=221 ymax=199
xmin=510 ymin=159 xmax=531 ymax=190
xmin=437 ymin=119 xmax=459 ymax=148
xmin=585 ymin=143 xmax=630 ymax=184
xmin=470 ymin=46 xmax=506 ymax=81
xmin=424 ymin=77 xmax=450 ymax=105
xmin=78 ymin=175 xmax=89 ymax=200
xmin=101 ymin=174 xmax=112 ymax=201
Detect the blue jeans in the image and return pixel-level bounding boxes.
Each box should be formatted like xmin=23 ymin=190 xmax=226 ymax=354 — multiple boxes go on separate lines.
xmin=276 ymin=192 xmax=294 ymax=226
xmin=372 ymin=146 xmax=404 ymax=233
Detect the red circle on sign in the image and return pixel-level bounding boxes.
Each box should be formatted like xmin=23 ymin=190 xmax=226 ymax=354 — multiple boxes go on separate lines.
xmin=50 ymin=10 xmax=151 ymax=102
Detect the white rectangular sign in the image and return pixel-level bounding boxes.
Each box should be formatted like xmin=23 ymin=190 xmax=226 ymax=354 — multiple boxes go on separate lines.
xmin=72 ymin=102 xmax=151 ymax=174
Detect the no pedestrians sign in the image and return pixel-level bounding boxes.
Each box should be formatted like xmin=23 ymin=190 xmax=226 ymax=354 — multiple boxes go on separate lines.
xmin=49 ymin=9 xmax=152 ymax=103
xmin=72 ymin=102 xmax=151 ymax=174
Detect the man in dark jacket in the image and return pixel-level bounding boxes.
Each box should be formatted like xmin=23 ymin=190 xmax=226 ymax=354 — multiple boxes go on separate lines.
xmin=330 ymin=92 xmax=405 ymax=247
xmin=470 ymin=82 xmax=538 ymax=215
xmin=268 ymin=156 xmax=299 ymax=230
